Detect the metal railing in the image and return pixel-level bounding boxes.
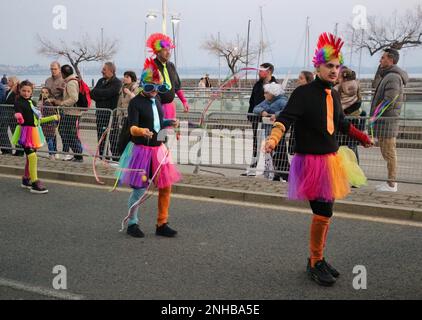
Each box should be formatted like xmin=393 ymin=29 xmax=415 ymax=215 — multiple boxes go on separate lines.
xmin=177 ymin=91 xmax=422 ymax=119
xmin=0 ymin=104 xmax=113 ymax=160
xmin=169 ymin=112 xmax=422 ymax=184
xmin=1 ymin=103 xmax=422 ymax=184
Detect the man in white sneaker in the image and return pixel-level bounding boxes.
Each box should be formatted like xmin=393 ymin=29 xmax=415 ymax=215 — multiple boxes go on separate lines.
xmin=370 ymin=48 xmax=408 ymax=193
xmin=243 ymin=63 xmax=277 ymax=177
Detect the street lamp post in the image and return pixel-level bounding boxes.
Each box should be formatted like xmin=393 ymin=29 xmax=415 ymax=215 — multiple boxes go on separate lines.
xmin=144 ymin=22 xmax=147 ymax=60
xmin=171 ymin=16 xmax=181 ymax=68
xmin=147 ymin=0 xmax=175 ymax=36
xmin=145 ymin=13 xmax=158 ymax=59
xmin=162 ymin=0 xmax=168 ymax=34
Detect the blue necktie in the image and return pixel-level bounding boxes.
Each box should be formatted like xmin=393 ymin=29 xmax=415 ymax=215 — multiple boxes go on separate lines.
xmin=151 ymin=98 xmax=161 ymax=133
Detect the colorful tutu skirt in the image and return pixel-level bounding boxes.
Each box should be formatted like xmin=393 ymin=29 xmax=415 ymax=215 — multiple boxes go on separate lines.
xmin=12 ymin=125 xmax=45 ymax=149
xmin=288 ymin=146 xmax=367 ymax=202
xmin=117 ymin=142 xmax=181 ymax=189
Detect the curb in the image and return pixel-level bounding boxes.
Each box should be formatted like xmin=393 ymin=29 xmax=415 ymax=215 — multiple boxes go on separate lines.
xmin=1 ymin=164 xmax=421 ymax=223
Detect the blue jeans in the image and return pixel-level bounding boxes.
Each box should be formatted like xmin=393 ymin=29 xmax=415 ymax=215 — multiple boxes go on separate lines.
xmin=46 ymin=136 xmax=57 ymax=155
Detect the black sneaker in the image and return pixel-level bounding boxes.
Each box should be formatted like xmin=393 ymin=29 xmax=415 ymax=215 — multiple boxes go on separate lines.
xmin=30 ymin=180 xmax=48 ymax=194
xmin=307 ymin=260 xmax=336 ymax=287
xmin=72 ymin=157 xmax=84 ymax=163
xmin=322 ymin=258 xmax=340 ymax=278
xmin=127 ymin=224 xmax=145 ymax=238
xmin=21 ymin=177 xmax=32 ymax=189
xmin=156 ymin=223 xmax=178 ymax=238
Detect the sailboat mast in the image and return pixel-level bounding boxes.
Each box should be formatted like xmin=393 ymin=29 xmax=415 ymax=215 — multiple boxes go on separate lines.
xmin=257 ymin=6 xmax=264 ymax=69
xmin=246 ymin=19 xmax=251 ymax=82
xmin=304 ymin=17 xmax=310 ymax=69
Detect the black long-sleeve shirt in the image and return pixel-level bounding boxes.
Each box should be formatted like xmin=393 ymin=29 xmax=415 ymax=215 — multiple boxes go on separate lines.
xmin=14 ymin=96 xmax=38 ymax=127
xmin=127 ymin=94 xmax=165 ymax=147
xmin=154 ymin=58 xmax=181 ymax=104
xmin=276 ymin=76 xmax=350 ymax=155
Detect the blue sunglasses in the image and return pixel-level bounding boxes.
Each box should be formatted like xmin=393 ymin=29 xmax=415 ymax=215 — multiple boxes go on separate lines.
xmin=141 ymin=82 xmax=170 ymax=94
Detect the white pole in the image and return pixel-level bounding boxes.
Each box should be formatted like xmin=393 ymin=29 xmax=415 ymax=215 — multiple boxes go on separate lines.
xmin=358 ymin=29 xmax=364 ymax=78
xmin=246 ymin=19 xmax=251 ymax=82
xmin=162 ymin=0 xmax=167 ymax=35
xmin=144 ymin=22 xmax=147 ymax=60
xmin=350 ymin=29 xmax=355 ymax=68
xmin=218 ymin=32 xmax=221 ymax=87
xmin=101 ymin=27 xmax=104 ymax=56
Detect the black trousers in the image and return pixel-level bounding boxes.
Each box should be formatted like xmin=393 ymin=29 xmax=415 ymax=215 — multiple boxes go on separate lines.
xmin=272 ymin=137 xmax=290 ymax=181
xmin=0 ymin=107 xmax=23 ymax=155
xmin=250 ymin=119 xmax=260 ymax=168
xmin=96 ymin=109 xmax=119 ymax=159
xmin=0 ymin=108 xmax=12 ymax=153
xmin=59 ymin=114 xmax=83 ymax=159
xmin=309 ymin=201 xmax=334 ymax=218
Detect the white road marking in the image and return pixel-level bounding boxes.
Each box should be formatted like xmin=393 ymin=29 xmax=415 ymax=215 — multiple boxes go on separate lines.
xmin=1 ymin=173 xmax=421 ymax=228
xmin=0 ymin=278 xmax=84 ymax=300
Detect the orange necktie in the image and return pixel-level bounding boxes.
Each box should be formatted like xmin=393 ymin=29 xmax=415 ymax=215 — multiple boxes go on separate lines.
xmin=325 ymin=89 xmax=334 ymax=135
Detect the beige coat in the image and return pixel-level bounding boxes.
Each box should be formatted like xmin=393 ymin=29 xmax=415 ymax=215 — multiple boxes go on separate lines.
xmin=335 ymin=80 xmax=360 ymax=111
xmin=116 ymin=82 xmax=139 ymax=119
xmin=45 ymin=75 xmax=65 ymax=100
xmin=61 ymin=75 xmax=81 ymax=116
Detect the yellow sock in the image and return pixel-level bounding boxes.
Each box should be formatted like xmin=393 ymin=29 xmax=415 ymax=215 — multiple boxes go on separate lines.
xmin=28 ymin=153 xmax=38 ymax=182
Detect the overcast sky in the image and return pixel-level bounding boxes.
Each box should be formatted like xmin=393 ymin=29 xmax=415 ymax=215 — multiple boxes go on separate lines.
xmin=1 ymin=0 xmax=421 ymax=72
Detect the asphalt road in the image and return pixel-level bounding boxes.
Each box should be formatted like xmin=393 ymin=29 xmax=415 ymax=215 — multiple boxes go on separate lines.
xmin=0 ymin=176 xmax=421 ymax=300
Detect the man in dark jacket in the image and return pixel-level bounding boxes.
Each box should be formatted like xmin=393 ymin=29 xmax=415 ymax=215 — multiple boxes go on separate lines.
xmin=370 ymin=48 xmax=409 ymax=193
xmin=91 ymin=62 xmax=122 ymax=158
xmin=0 ymin=82 xmax=6 ymax=104
xmin=243 ymin=63 xmax=277 ymax=176
xmin=0 ymin=82 xmax=10 ymax=154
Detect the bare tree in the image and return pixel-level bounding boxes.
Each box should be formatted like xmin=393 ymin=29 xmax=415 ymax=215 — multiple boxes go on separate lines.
xmin=37 ymin=34 xmax=118 ymax=78
xmin=347 ymin=5 xmax=422 ymax=56
xmin=202 ymin=35 xmax=262 ymax=75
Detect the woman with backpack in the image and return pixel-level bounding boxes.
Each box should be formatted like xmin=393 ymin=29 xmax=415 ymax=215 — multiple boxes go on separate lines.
xmin=53 ymin=65 xmax=84 ymax=162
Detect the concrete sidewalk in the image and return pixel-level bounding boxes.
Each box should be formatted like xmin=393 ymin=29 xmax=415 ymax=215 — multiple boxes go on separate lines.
xmin=1 ymin=154 xmax=422 ymax=222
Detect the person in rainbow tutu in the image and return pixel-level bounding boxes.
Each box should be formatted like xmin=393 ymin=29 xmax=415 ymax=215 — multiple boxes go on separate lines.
xmin=117 ymin=58 xmax=182 ymax=238
xmin=12 ymin=80 xmax=59 ymax=194
xmin=265 ymin=33 xmax=373 ymax=287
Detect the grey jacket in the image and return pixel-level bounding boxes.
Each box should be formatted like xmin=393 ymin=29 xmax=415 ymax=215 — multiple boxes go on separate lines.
xmin=370 ymin=65 xmax=409 ymax=138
